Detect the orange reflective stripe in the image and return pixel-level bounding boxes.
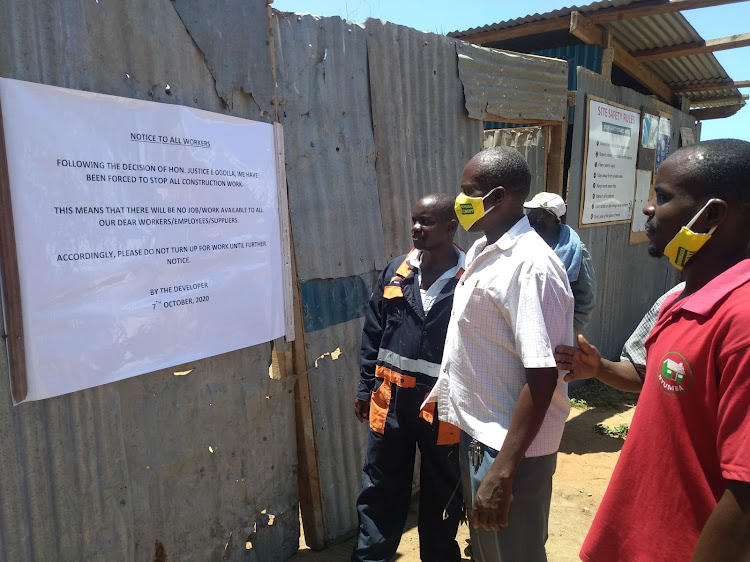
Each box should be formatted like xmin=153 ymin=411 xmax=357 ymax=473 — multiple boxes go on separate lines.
xmin=455 ymin=268 xmax=464 ymax=279
xmin=383 ymin=285 xmax=404 ymax=299
xmin=419 ymin=398 xmax=435 ymax=424
xmin=437 ymin=421 xmax=460 ymax=445
xmin=369 ymin=381 xmax=391 ymax=434
xmin=395 ymin=257 xmax=412 ymax=278
xmin=375 ymin=365 xmax=416 ymax=388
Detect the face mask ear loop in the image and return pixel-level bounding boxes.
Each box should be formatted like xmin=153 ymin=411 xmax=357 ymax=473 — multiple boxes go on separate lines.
xmin=482 ymin=186 xmax=502 ymax=214
xmin=686 ymin=198 xmax=718 ymax=232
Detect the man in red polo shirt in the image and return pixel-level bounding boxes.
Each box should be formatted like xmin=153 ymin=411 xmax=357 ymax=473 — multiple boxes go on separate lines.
xmin=556 ymin=139 xmax=750 ymax=560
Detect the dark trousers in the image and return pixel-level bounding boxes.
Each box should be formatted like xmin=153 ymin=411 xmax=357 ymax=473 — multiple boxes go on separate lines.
xmin=352 ymin=385 xmax=462 ymax=562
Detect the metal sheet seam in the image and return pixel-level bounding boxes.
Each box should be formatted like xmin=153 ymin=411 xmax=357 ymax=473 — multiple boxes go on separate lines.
xmin=165 ymin=2 xmax=226 ymax=108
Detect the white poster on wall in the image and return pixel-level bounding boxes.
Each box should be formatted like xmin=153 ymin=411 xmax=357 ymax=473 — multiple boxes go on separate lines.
xmin=581 ymin=98 xmax=640 ymax=226
xmin=0 ymin=78 xmax=285 ymax=403
xmin=631 ymin=169 xmax=653 ymax=233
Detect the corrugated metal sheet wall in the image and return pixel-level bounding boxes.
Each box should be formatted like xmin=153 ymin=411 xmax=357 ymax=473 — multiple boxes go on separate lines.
xmin=0 ymin=0 xmax=581 ymax=554
xmin=0 ymin=1 xmax=300 ymax=560
xmin=568 ymin=67 xmax=689 ymax=360
xmin=366 ymin=19 xmax=484 ymax=260
xmin=483 ymin=127 xmax=546 ymax=196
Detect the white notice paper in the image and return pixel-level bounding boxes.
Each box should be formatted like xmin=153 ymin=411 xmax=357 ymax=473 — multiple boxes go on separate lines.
xmin=631 ymin=169 xmax=653 ymax=233
xmin=582 ymin=98 xmax=640 ymax=225
xmin=0 ymin=78 xmax=285 ymax=402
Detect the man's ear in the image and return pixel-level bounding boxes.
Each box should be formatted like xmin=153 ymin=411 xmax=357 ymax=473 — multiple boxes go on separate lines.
xmin=487 ymin=186 xmax=506 ymax=207
xmin=705 ymin=199 xmax=728 ymax=230
xmin=448 ymin=218 xmax=458 ymax=234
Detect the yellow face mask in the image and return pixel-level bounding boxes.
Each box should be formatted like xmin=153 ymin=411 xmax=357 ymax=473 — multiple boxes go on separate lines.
xmin=454 ymin=187 xmax=500 ymax=231
xmin=662 ymin=198 xmax=718 ymax=270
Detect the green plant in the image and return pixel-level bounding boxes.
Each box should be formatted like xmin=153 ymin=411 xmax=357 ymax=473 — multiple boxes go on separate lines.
xmin=570 ymin=397 xmax=589 ymax=409
xmin=569 ymin=379 xmax=637 ymax=409
xmin=595 ymin=422 xmax=629 ymax=440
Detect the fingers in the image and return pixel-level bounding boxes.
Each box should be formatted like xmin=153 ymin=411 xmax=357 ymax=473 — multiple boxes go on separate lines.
xmin=577 ymin=334 xmax=597 ymax=355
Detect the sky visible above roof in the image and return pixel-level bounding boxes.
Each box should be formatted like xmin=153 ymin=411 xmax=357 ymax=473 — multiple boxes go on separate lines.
xmin=272 ymin=0 xmax=750 ymax=141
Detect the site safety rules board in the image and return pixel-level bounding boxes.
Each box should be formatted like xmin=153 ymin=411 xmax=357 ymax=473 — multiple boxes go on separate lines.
xmin=581 ymin=97 xmax=640 ymax=226
xmin=0 ymin=78 xmax=286 ymax=403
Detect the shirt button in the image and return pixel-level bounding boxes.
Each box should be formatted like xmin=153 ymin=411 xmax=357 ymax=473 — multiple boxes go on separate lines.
xmin=422 ymin=330 xmax=427 ymax=336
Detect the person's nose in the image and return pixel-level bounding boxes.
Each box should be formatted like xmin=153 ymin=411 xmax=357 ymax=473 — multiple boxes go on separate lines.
xmin=643 ymin=199 xmax=655 ymax=217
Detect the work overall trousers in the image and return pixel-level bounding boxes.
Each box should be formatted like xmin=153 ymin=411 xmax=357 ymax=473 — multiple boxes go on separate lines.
xmin=353 ymin=255 xmax=463 ymax=562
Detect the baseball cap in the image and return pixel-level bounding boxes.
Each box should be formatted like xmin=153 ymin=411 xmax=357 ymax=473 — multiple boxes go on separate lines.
xmin=523 ymin=192 xmax=566 ymax=218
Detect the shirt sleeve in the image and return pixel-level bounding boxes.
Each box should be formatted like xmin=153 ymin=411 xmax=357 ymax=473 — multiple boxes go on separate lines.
xmin=511 ymin=264 xmax=573 ymax=369
xmin=357 ymin=265 xmax=389 ymax=401
xmin=620 ymin=282 xmax=685 ymax=377
xmin=717 ymin=341 xmax=750 ymax=483
xmin=571 ymin=243 xmax=597 ymax=336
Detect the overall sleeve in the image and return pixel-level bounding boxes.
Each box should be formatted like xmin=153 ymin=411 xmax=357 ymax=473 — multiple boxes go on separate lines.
xmin=571 ymin=242 xmax=597 ymax=336
xmin=357 ymin=266 xmax=389 ymax=401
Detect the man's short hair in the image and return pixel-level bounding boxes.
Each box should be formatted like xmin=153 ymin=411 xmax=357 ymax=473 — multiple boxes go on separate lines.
xmin=676 ymin=139 xmax=750 ymax=207
xmin=418 ymin=193 xmax=457 ymax=223
xmin=473 ymin=146 xmax=532 ymax=199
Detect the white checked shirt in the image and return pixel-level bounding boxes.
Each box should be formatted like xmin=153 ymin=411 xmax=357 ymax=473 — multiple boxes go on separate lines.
xmin=426 ymin=216 xmax=574 ymax=456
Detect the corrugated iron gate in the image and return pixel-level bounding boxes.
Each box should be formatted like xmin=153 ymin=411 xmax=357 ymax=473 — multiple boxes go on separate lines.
xmin=4 ymin=1 xmax=692 ymax=559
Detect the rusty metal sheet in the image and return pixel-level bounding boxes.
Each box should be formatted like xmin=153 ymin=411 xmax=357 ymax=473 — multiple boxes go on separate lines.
xmin=274 ymin=13 xmax=386 ymax=282
xmin=457 ymin=41 xmax=568 ymax=124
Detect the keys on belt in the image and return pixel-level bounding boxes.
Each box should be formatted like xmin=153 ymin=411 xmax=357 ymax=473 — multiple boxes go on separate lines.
xmin=469 ymin=438 xmax=482 ymax=472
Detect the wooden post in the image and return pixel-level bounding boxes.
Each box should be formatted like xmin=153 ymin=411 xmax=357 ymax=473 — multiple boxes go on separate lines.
xmin=0 ymin=101 xmax=28 ymax=403
xmin=545 ymin=121 xmax=567 ymax=196
xmin=289 ymin=228 xmax=327 ymax=549
xmin=601 ymin=30 xmax=614 ymax=81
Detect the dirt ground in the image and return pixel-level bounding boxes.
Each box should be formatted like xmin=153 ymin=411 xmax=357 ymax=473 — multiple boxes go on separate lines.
xmin=290 ymin=383 xmax=636 ymax=562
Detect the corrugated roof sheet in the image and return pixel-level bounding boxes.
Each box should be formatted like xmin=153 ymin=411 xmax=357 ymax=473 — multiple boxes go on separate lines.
xmin=449 ymin=0 xmax=744 ymax=113
xmin=456 ymin=42 xmax=569 ymax=122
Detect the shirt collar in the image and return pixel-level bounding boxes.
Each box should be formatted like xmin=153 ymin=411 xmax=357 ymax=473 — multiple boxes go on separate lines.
xmin=406 ymin=245 xmax=466 ymax=272
xmin=479 ymin=215 xmax=533 ymax=253
xmin=676 ymin=259 xmax=750 ymax=316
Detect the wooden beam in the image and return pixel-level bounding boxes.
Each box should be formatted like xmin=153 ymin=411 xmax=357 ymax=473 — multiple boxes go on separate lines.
xmin=633 ymin=32 xmax=750 ymax=62
xmin=673 ymin=80 xmax=750 ymax=93
xmin=570 ymin=11 xmax=673 ymax=102
xmin=454 ymin=0 xmax=747 ymax=45
xmin=590 ymin=0 xmax=748 ymax=23
xmin=0 ymin=101 xmax=28 ymax=403
xmin=289 ymin=228 xmax=326 ymax=549
xmin=690 ymin=104 xmax=745 ymax=120
xmin=601 ymin=30 xmax=614 ymax=80
xmin=545 ymin=123 xmax=567 ymax=196
xmin=457 ymin=17 xmax=569 ymax=44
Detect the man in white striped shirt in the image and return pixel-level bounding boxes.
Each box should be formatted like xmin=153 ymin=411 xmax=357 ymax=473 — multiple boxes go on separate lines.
xmin=427 ymin=147 xmax=574 ymax=561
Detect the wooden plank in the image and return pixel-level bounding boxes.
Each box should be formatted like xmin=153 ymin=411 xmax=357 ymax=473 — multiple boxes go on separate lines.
xmin=0 ymin=100 xmax=28 ymax=403
xmin=673 ymin=80 xmax=750 ymax=93
xmin=570 ymin=11 xmax=673 ymax=103
xmin=289 ymin=225 xmax=326 ymax=549
xmin=545 ymin=123 xmax=566 ymax=196
xmin=633 ymin=32 xmax=750 ymax=62
xmin=274 ymin=122 xmax=295 ymax=343
xmin=455 ymin=0 xmax=747 ymax=45
xmin=690 ymin=103 xmax=746 ymax=120
xmin=457 ymin=18 xmax=570 ymax=44
xmin=601 ymin=30 xmax=614 ymax=81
